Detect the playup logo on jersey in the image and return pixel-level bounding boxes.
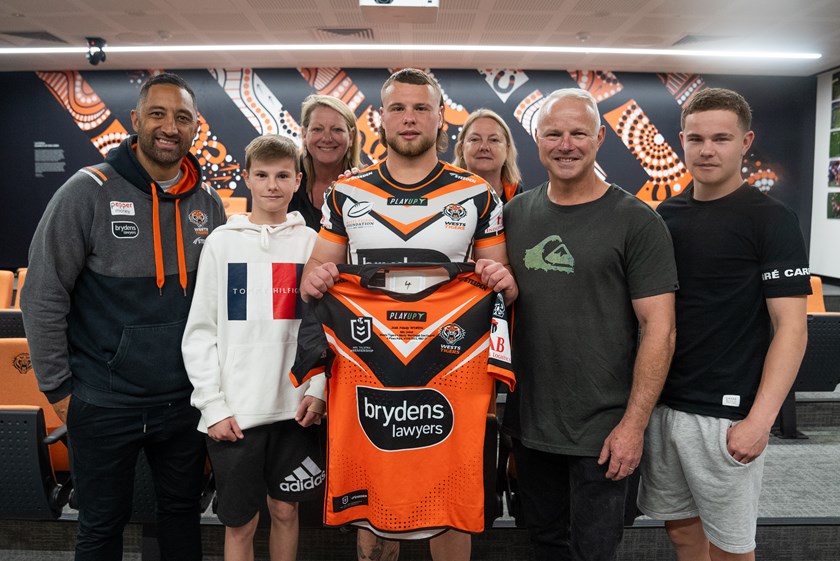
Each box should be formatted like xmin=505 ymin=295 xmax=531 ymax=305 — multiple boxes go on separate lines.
xmin=357 ymin=386 xmax=454 ymax=451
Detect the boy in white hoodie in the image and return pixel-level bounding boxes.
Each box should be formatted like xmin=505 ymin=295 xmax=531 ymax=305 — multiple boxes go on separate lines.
xmin=183 ymin=135 xmax=326 ymax=561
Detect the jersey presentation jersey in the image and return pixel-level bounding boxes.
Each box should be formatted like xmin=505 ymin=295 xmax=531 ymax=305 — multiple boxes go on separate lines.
xmin=319 ymin=160 xmax=505 ymax=264
xmin=290 ymin=263 xmax=514 ymax=536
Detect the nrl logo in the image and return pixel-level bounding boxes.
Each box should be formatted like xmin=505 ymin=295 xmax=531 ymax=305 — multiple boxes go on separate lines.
xmin=351 ymin=317 xmax=372 ymax=344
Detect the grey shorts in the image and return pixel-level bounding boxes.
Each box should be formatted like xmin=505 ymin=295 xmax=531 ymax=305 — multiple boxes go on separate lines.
xmin=207 ymin=420 xmax=325 ymax=527
xmin=637 ymin=405 xmax=765 ymax=554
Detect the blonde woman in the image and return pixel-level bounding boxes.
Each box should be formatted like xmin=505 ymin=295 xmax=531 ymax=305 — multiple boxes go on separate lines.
xmin=290 ymin=95 xmax=362 ymax=230
xmin=453 ymin=108 xmax=522 ymax=203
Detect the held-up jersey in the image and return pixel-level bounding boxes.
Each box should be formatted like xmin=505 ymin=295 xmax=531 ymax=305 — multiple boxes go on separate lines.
xmin=290 ymin=263 xmax=514 ymax=536
xmin=319 ymin=161 xmax=505 ymax=264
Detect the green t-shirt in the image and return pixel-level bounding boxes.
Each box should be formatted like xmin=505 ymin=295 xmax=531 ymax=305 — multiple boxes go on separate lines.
xmin=502 ymin=183 xmax=678 ymax=456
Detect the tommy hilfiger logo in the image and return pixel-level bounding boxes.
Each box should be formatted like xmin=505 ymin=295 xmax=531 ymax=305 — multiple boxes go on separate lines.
xmin=279 ymin=456 xmax=325 ymax=493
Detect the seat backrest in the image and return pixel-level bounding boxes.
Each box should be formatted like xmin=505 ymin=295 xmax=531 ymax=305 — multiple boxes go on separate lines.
xmin=12 ymin=268 xmax=26 ymax=309
xmin=0 ymin=270 xmax=13 ymax=309
xmin=0 ymin=407 xmax=63 ymax=519
xmin=807 ymin=276 xmax=826 ymax=313
xmin=0 ymin=310 xmax=26 ymax=338
xmin=0 ymin=338 xmax=68 ymax=471
xmin=222 ymin=196 xmax=248 ymax=217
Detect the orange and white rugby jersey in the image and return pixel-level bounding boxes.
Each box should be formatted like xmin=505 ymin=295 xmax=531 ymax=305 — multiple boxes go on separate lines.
xmin=319 ymin=161 xmax=505 ymax=264
xmin=290 ymin=263 xmax=513 ymax=536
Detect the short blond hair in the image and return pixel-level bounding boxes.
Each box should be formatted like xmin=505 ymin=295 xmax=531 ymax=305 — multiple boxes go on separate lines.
xmin=244 ymin=135 xmax=300 ymax=172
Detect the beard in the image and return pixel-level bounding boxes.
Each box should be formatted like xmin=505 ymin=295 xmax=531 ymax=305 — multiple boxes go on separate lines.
xmin=382 ymin=128 xmax=438 ymax=158
xmin=136 ymin=128 xmax=194 ymax=168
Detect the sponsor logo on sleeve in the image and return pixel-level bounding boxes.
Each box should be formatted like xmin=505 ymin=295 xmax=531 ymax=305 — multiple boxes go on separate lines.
xmin=761 ymin=267 xmax=810 ymax=281
xmin=110 ymin=201 xmax=135 ymax=216
xmin=357 ymin=386 xmax=454 ymax=451
xmin=111 ymin=221 xmax=139 ymax=239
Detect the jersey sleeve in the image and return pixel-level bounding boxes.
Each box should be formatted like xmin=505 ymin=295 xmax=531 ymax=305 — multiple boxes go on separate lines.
xmin=318 ymin=182 xmax=349 ymax=245
xmin=759 ymin=206 xmax=811 ymax=298
xmin=488 ymin=293 xmax=515 ymax=391
xmin=472 ymin=185 xmax=506 ymax=250
xmin=289 ymin=302 xmax=330 ymax=387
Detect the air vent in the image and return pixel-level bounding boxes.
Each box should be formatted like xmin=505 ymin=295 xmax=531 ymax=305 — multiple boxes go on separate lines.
xmin=314 ymin=28 xmax=375 ymax=42
xmin=672 ymin=34 xmax=731 ymax=47
xmin=0 ymin=31 xmax=67 ymax=44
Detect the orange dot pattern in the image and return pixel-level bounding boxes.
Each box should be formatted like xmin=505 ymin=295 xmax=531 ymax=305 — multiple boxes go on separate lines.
xmin=603 ymin=100 xmax=691 ymax=201
xmin=356 ymin=105 xmax=387 ymax=164
xmin=513 ymin=89 xmax=546 ymax=140
xmin=658 ymin=73 xmax=706 ymax=107
xmin=569 ymin=70 xmax=623 ymax=103
xmin=299 ymin=67 xmax=365 ymax=111
xmin=742 ymin=152 xmax=779 ymax=193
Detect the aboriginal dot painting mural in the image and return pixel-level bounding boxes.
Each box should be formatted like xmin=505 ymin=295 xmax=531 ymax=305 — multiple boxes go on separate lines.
xmin=1 ymin=67 xmax=816 ymax=269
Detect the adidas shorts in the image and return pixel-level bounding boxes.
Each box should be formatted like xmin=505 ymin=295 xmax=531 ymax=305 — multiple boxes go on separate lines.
xmin=637 ymin=405 xmax=765 ymax=554
xmin=207 ymin=419 xmax=325 ymax=527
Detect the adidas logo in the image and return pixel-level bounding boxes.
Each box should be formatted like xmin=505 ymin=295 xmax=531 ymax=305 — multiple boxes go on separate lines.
xmin=279 ymin=456 xmax=325 ymax=492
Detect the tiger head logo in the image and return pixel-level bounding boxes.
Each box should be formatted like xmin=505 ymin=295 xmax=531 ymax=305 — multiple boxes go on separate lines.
xmin=439 ymin=323 xmax=466 ymax=345
xmin=188 ymin=210 xmax=208 ymax=227
xmin=12 ymin=352 xmax=31 ymax=374
xmin=443 ymin=204 xmax=467 ymax=221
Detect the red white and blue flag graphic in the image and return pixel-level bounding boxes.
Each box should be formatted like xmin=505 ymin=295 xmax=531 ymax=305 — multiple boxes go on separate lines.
xmin=227 ymin=262 xmax=304 ymax=320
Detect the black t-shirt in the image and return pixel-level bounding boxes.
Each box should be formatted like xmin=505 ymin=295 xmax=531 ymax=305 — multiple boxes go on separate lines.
xmin=288 ymin=165 xmax=322 ymax=231
xmin=657 ymin=183 xmax=811 ymax=420
xmin=502 ymin=183 xmax=678 ymax=455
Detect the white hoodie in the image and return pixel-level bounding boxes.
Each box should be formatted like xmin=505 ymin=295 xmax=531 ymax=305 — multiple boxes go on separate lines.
xmin=182 ymin=212 xmax=325 ymax=432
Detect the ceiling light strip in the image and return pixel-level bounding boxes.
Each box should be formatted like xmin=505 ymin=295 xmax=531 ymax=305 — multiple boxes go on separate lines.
xmin=0 ymin=44 xmax=821 ymax=60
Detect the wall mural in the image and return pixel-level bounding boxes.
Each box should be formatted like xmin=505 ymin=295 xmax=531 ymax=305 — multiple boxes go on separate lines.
xmin=0 ymin=67 xmax=816 ymax=269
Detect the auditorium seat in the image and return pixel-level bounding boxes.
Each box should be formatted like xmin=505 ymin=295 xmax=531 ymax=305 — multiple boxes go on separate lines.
xmin=0 ymin=270 xmax=13 ymax=309
xmin=0 ymin=338 xmax=68 ymax=471
xmin=807 ymin=275 xmax=826 ymax=313
xmin=0 ymin=310 xmax=25 ymax=339
xmin=0 ymin=406 xmax=72 ymax=519
xmin=222 ymin=196 xmax=247 ymax=217
xmin=12 ymin=268 xmax=26 ymax=309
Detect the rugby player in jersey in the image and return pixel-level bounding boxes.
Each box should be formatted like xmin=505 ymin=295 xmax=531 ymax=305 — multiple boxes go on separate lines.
xmin=300 ymin=68 xmax=518 ymax=561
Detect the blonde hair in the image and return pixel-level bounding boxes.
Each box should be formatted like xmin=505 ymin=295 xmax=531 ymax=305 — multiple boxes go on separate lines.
xmin=244 ymin=134 xmax=299 ymax=172
xmin=300 ymin=95 xmax=362 ymax=192
xmin=452 ymin=108 xmax=521 ymax=185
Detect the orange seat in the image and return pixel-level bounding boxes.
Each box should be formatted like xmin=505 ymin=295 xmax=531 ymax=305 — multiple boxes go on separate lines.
xmin=222 ymin=196 xmax=247 ymax=217
xmin=0 ymin=270 xmax=13 ymax=308
xmin=13 ymin=268 xmax=27 ymax=309
xmin=0 ymin=338 xmax=69 ymax=472
xmin=807 ymin=276 xmax=826 ymax=314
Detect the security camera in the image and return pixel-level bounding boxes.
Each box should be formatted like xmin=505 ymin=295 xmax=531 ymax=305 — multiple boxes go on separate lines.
xmin=86 ymin=37 xmax=107 ymax=66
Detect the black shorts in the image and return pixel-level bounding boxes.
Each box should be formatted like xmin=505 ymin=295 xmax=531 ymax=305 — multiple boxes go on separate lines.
xmin=207 ymin=419 xmax=325 ymax=527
